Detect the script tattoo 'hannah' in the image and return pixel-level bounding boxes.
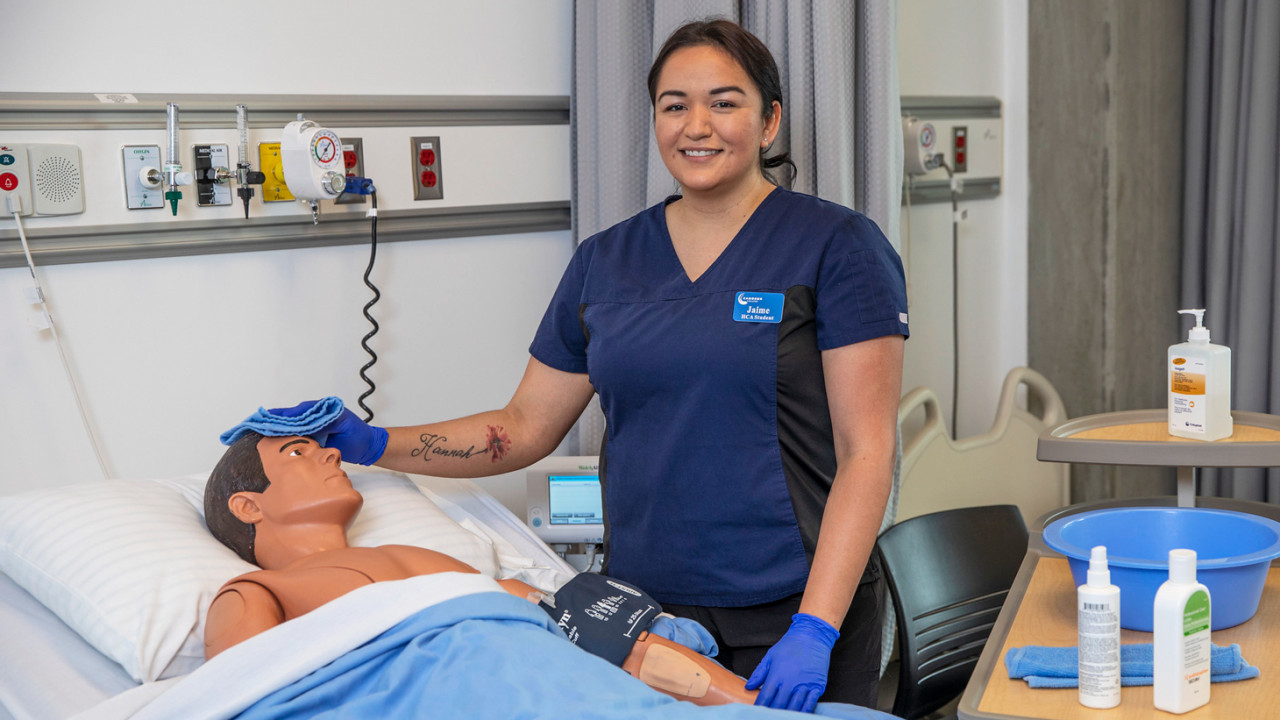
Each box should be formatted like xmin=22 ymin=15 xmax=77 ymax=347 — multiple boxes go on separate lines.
xmin=411 ymin=434 xmax=487 ymax=462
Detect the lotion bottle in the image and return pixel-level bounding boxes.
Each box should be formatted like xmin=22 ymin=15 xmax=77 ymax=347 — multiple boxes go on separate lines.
xmin=1168 ymin=308 xmax=1232 ymax=440
xmin=1153 ymin=549 xmax=1211 ymax=714
xmin=1078 ymin=545 xmax=1121 ymax=708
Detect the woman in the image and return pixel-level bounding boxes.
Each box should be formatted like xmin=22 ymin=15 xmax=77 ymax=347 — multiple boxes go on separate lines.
xmin=280 ymin=19 xmax=906 ymax=713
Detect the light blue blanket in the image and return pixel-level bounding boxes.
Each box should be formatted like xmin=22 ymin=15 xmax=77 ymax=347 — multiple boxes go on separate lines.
xmin=235 ymin=592 xmax=899 ymax=719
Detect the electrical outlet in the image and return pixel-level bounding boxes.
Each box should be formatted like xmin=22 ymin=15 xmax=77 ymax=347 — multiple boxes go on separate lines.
xmin=410 ymin=136 xmax=443 ymax=201
xmin=952 ymin=126 xmax=968 ymax=173
xmin=335 ymin=137 xmax=366 ymax=205
xmin=258 ymin=142 xmax=294 ymax=202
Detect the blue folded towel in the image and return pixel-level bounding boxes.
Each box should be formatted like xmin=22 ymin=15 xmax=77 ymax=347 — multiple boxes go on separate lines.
xmin=1006 ymin=643 xmax=1259 ymax=688
xmin=220 ymin=397 xmax=346 ymax=446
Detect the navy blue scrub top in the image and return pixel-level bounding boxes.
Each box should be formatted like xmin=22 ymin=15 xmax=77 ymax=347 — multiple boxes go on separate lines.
xmin=531 ymin=187 xmax=909 ymax=606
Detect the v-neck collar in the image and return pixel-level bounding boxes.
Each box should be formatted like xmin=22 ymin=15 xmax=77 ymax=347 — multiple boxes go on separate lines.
xmin=659 ymin=186 xmax=781 ymax=286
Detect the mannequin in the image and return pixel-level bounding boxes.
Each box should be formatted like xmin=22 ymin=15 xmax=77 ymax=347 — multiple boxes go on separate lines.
xmin=203 ymin=432 xmax=757 ymax=706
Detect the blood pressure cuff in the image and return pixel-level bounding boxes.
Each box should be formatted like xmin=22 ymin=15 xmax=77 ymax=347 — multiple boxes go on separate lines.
xmin=538 ymin=573 xmax=663 ymax=666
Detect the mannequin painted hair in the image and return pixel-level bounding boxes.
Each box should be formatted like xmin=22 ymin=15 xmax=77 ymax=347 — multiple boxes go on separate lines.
xmin=205 ymin=431 xmax=269 ymax=564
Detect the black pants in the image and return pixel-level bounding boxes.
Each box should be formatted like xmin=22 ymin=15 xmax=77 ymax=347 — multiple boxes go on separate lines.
xmin=663 ymin=571 xmax=886 ymax=709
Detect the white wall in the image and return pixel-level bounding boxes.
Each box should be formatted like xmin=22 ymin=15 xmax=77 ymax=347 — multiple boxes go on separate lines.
xmin=0 ymin=0 xmax=574 ymax=507
xmin=897 ymin=0 xmax=1028 ymax=439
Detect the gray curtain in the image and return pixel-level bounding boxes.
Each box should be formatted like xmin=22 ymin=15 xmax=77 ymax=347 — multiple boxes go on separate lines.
xmin=1182 ymin=0 xmax=1280 ymax=501
xmin=571 ymin=0 xmax=903 ymax=456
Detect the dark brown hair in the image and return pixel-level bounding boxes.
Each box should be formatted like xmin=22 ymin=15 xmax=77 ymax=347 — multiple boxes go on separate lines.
xmin=204 ymin=432 xmax=269 ymax=564
xmin=647 ymin=18 xmax=795 ymax=183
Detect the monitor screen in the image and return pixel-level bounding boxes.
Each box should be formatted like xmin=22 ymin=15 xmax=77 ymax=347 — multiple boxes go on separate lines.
xmin=548 ymin=475 xmax=604 ymax=526
xmin=526 ymin=456 xmax=604 ymax=544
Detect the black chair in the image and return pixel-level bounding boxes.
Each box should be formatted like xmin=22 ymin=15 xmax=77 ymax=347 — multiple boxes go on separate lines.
xmin=876 ymin=504 xmax=1028 ymax=720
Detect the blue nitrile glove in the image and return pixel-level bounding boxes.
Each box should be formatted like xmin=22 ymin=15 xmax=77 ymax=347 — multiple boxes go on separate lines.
xmin=270 ymin=400 xmax=389 ymax=466
xmin=647 ymin=614 xmax=719 ymax=658
xmin=746 ymin=613 xmax=839 ymax=714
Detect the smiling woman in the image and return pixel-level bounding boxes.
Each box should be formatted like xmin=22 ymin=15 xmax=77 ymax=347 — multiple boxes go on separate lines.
xmin=255 ymin=18 xmax=910 ymax=714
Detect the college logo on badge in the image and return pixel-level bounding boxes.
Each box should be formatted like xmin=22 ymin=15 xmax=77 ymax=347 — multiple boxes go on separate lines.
xmin=733 ymin=291 xmax=784 ymax=323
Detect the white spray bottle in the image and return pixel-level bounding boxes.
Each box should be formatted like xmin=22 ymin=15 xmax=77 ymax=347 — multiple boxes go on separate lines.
xmin=1078 ymin=545 xmax=1121 ymax=708
xmin=1168 ymin=308 xmax=1232 ymax=440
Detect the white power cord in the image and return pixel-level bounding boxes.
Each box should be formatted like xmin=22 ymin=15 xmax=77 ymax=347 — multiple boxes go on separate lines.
xmin=9 ymin=195 xmax=114 ymax=480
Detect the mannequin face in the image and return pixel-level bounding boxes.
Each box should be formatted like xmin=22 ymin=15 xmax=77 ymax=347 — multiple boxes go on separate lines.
xmin=652 ymin=44 xmax=781 ymax=196
xmin=233 ymin=436 xmax=363 ymax=528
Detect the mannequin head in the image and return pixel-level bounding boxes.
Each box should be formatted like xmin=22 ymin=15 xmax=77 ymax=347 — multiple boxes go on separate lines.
xmin=205 ymin=432 xmax=362 ymax=564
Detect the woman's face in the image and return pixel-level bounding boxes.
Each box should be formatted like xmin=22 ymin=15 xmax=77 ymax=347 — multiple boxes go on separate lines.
xmin=653 ymin=45 xmax=781 ymax=197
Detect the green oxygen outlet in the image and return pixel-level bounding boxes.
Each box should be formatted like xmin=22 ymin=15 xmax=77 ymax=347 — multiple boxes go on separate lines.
xmin=165 ymin=189 xmax=182 ymax=215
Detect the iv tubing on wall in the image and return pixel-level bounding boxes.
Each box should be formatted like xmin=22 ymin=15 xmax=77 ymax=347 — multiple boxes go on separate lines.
xmin=8 ymin=198 xmax=114 ymax=480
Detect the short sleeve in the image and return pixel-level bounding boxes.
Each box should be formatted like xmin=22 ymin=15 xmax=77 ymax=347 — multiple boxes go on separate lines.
xmin=814 ymin=214 xmax=910 ymax=350
xmin=529 ymin=245 xmax=590 ymax=373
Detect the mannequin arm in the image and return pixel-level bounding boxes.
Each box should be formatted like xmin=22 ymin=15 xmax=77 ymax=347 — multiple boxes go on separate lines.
xmin=622 ymin=632 xmax=759 ymax=706
xmin=204 ymin=581 xmax=286 ymax=660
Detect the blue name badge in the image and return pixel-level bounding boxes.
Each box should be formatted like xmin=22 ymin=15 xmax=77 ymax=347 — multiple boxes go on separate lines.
xmin=733 ymin=291 xmax=784 ymax=323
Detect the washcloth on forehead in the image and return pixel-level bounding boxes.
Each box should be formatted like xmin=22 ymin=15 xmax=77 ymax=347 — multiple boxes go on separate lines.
xmin=220 ymin=396 xmax=346 ymax=446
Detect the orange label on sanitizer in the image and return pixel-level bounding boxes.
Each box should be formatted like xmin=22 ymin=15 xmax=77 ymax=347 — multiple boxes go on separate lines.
xmin=1171 ymin=371 xmax=1205 ymax=395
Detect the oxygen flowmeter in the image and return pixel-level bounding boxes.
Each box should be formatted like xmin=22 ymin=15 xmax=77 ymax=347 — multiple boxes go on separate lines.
xmin=281 ymin=115 xmax=348 ymax=223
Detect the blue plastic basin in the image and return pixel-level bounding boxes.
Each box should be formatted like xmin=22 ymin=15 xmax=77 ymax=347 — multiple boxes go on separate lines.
xmin=1043 ymin=507 xmax=1280 ymax=631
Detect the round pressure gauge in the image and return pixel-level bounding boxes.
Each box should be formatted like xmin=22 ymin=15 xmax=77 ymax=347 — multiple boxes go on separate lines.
xmin=312 ymin=131 xmax=340 ymax=166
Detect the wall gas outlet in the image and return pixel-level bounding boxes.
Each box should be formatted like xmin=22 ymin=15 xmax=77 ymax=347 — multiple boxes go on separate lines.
xmin=0 ymin=144 xmax=33 ymax=216
xmin=335 ymin=137 xmax=366 ymax=205
xmin=410 ymin=136 xmax=443 ymax=201
xmin=193 ymin=143 xmax=232 ymax=206
xmin=258 ymin=142 xmax=294 ymax=202
xmin=952 ymin=126 xmax=968 ymax=173
xmin=121 ymin=145 xmax=164 ymax=209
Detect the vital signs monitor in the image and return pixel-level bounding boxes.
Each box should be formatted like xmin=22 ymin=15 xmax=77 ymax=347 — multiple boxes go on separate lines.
xmin=526 ymin=456 xmax=604 ymax=544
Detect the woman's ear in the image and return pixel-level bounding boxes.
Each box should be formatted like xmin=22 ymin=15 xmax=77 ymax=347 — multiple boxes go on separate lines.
xmin=228 ymin=492 xmax=264 ymax=524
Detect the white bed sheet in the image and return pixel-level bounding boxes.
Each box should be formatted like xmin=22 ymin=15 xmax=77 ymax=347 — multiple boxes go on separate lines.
xmin=0 ymin=474 xmax=570 ymax=720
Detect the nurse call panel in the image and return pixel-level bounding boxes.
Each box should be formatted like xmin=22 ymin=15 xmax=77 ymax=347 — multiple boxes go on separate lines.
xmin=526 ymin=456 xmax=604 ymax=544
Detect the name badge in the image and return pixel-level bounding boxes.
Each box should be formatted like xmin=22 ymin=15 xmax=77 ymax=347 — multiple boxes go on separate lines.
xmin=733 ymin=291 xmax=784 ymax=323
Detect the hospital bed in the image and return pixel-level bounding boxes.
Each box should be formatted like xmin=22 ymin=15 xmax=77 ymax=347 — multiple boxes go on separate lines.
xmin=0 ymin=471 xmax=576 ymax=720
xmin=0 ymin=471 xmax=895 ymax=720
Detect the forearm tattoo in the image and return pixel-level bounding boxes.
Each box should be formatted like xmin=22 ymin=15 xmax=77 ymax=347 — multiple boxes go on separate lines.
xmin=485 ymin=424 xmax=512 ymax=463
xmin=411 ymin=425 xmax=512 ymax=464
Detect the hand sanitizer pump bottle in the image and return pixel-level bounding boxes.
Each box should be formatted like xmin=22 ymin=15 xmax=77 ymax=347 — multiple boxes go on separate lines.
xmin=1168 ymin=309 xmax=1232 ymax=440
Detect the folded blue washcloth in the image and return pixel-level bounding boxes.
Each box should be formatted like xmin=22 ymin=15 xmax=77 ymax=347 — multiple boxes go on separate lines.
xmin=219 ymin=396 xmax=346 ymax=446
xmin=1006 ymin=643 xmax=1259 ymax=688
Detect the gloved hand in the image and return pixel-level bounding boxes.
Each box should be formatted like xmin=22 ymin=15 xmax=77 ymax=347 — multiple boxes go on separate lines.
xmin=270 ymin=400 xmax=389 ymax=466
xmin=647 ymin=614 xmax=719 ymax=658
xmin=746 ymin=612 xmax=839 ymax=714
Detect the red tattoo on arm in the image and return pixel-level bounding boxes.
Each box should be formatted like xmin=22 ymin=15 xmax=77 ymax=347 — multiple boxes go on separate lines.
xmin=485 ymin=425 xmax=511 ymax=463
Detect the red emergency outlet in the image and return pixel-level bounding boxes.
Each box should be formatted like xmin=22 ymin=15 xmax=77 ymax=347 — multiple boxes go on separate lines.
xmin=419 ymin=149 xmax=436 ymax=167
xmin=421 ymin=170 xmax=438 ymax=187
xmin=956 ymin=150 xmax=966 ymax=166
xmin=344 ymin=151 xmax=358 ymax=169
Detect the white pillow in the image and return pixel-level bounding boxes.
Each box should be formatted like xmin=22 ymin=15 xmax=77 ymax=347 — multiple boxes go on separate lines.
xmin=0 ymin=470 xmax=500 ymax=683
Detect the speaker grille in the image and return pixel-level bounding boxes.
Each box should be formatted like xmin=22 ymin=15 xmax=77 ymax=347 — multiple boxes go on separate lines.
xmin=36 ymin=155 xmax=81 ymax=204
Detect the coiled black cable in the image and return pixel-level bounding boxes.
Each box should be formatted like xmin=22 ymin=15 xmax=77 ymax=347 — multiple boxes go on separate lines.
xmin=357 ymin=190 xmax=381 ymax=422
